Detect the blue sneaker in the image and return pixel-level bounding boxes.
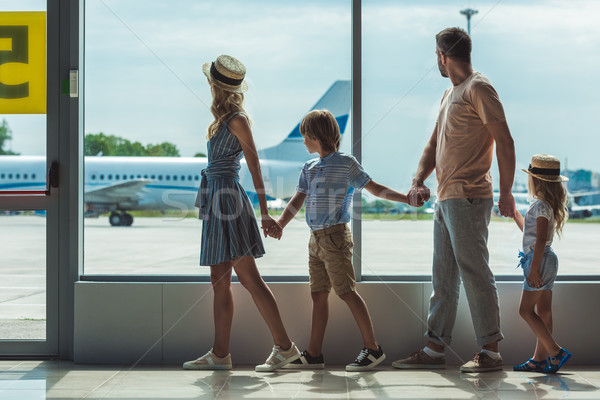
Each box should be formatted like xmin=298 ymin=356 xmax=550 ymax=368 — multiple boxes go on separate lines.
xmin=543 ymin=348 xmax=571 ymax=373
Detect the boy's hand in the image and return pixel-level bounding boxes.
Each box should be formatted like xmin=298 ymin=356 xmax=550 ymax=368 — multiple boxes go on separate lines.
xmin=261 ymin=215 xmax=282 ymax=238
xmin=408 ymin=182 xmax=430 ymax=207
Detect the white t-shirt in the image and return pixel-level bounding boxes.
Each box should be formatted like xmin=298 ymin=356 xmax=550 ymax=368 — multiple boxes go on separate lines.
xmin=522 ymin=199 xmax=555 ymax=252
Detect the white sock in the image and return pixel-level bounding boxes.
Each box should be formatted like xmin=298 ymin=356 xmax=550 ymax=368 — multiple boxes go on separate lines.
xmin=481 ymin=349 xmax=501 ymax=360
xmin=424 ymin=346 xmax=445 ymax=359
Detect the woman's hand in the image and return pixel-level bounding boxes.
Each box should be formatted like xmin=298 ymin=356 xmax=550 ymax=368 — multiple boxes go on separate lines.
xmin=261 ymin=214 xmax=282 ymax=239
xmin=527 ymin=270 xmax=544 ymax=288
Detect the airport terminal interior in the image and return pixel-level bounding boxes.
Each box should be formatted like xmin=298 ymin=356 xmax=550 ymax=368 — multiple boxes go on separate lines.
xmin=2 ymin=0 xmax=600 ymax=399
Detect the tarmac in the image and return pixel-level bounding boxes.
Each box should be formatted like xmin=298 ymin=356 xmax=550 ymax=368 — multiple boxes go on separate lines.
xmin=0 ymin=215 xmax=597 ymax=339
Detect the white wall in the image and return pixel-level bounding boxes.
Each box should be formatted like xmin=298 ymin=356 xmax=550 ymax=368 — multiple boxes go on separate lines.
xmin=74 ymin=282 xmax=599 ymax=366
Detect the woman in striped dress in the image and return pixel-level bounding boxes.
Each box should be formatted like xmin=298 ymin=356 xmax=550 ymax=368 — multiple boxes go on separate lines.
xmin=183 ymin=55 xmax=300 ymax=372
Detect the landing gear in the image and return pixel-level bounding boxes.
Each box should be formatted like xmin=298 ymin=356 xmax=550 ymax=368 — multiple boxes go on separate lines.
xmin=109 ymin=212 xmax=134 ymax=226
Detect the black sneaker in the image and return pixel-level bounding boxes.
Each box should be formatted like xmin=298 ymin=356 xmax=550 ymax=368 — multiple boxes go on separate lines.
xmin=281 ymin=350 xmax=324 ymax=369
xmin=346 ymin=345 xmax=386 ymax=371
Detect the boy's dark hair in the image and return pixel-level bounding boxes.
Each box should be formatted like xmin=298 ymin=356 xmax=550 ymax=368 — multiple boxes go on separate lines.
xmin=300 ymin=110 xmax=340 ymax=153
xmin=436 ymin=27 xmax=471 ymax=63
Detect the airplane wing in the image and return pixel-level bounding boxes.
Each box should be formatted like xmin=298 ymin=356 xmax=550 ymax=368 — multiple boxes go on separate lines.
xmin=85 ymin=180 xmax=149 ymax=204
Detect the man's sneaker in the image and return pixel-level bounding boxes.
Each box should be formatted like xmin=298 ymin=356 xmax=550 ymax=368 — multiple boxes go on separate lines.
xmin=255 ymin=342 xmax=301 ymax=372
xmin=460 ymin=352 xmax=503 ymax=373
xmin=282 ymin=350 xmax=325 ymax=369
xmin=183 ymin=349 xmax=232 ymax=370
xmin=346 ymin=345 xmax=386 ymax=372
xmin=392 ymin=349 xmax=446 ymax=369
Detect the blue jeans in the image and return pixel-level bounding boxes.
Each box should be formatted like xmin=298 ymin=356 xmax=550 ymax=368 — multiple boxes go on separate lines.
xmin=426 ymin=198 xmax=503 ymax=347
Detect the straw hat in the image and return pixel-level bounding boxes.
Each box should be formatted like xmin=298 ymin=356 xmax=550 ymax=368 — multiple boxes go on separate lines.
xmin=522 ymin=154 xmax=569 ymax=182
xmin=202 ymin=55 xmax=248 ymax=93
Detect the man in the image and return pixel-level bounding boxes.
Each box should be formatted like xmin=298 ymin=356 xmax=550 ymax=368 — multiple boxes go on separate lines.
xmin=393 ymin=27 xmax=516 ymax=372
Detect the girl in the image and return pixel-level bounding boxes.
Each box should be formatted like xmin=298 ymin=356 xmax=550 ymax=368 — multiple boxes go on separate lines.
xmin=183 ymin=55 xmax=300 ymax=372
xmin=513 ymin=154 xmax=571 ymax=373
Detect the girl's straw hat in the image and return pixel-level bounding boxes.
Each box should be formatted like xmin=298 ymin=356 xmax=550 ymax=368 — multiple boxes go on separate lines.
xmin=202 ymin=55 xmax=248 ymax=94
xmin=522 ymin=154 xmax=569 ymax=182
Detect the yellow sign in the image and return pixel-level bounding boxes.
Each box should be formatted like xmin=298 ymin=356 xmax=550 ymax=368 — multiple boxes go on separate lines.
xmin=0 ymin=12 xmax=46 ymax=114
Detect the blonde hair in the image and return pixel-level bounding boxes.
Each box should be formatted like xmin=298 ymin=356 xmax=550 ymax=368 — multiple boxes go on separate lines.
xmin=299 ymin=110 xmax=340 ymax=153
xmin=528 ymin=174 xmax=568 ymax=238
xmin=207 ymin=84 xmax=249 ymax=140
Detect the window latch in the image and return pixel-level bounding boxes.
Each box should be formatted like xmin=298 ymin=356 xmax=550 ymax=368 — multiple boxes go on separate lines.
xmin=48 ymin=161 xmax=59 ymax=189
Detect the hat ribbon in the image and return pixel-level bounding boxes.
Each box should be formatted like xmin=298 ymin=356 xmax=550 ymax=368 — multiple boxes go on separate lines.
xmin=528 ymin=164 xmax=560 ymax=175
xmin=210 ymin=62 xmax=244 ymax=86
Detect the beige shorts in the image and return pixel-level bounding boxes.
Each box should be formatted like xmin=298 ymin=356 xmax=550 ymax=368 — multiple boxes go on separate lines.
xmin=308 ymin=223 xmax=355 ymax=295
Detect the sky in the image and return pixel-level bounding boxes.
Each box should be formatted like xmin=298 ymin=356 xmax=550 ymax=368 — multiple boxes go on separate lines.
xmin=2 ymin=0 xmax=600 ymax=192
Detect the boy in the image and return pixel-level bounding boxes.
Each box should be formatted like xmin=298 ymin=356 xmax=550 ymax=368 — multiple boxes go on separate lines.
xmin=270 ymin=109 xmax=408 ymax=371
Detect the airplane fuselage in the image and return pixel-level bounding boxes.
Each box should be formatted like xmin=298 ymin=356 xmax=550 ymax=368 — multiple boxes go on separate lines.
xmin=0 ymin=155 xmax=304 ymax=214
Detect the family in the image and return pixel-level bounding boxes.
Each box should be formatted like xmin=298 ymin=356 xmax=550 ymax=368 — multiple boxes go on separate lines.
xmin=183 ymin=27 xmax=571 ymax=374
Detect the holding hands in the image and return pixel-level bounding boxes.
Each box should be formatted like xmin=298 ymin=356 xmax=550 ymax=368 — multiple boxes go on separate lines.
xmin=261 ymin=214 xmax=282 ymax=239
xmin=408 ymin=181 xmax=430 ymax=207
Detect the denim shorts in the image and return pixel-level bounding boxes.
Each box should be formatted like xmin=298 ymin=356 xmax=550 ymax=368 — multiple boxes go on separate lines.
xmin=518 ymin=247 xmax=558 ymax=291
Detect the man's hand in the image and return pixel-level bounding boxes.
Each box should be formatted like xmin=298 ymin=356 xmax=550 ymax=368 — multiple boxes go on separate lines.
xmin=408 ymin=182 xmax=430 ymax=207
xmin=498 ymin=192 xmax=516 ymax=218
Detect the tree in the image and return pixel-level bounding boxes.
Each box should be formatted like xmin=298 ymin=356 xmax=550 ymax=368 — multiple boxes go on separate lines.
xmin=84 ymin=133 xmax=180 ymax=157
xmin=194 ymin=152 xmax=207 ymax=157
xmin=0 ymin=119 xmax=20 ymax=155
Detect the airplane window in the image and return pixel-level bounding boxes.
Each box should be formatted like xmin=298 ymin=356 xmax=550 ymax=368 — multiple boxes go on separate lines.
xmin=8 ymin=174 xmax=12 ymax=179
xmin=100 ymin=174 xmax=104 ymax=180
xmin=136 ymin=174 xmax=141 ymax=179
xmin=151 ymin=175 xmax=156 ymax=179
xmin=158 ymin=175 xmax=163 ymax=180
xmin=194 ymin=175 xmax=199 ymax=181
xmin=16 ymin=174 xmax=20 ymax=179
xmin=166 ymin=175 xmax=171 ymax=181
xmin=181 ymin=175 xmax=185 ymax=181
xmin=188 ymin=175 xmax=192 ymax=181
xmin=143 ymin=174 xmax=148 ymax=179
xmin=173 ymin=176 xmax=178 ymax=181
xmin=108 ymin=174 xmax=113 ymax=180
xmin=91 ymin=174 xmax=96 ymax=180
xmin=130 ymin=174 xmax=134 ymax=179
xmin=24 ymin=174 xmax=28 ymax=179
xmin=32 ymin=173 xmax=36 ymax=179
xmin=115 ymin=174 xmax=120 ymax=180
xmin=0 ymin=174 xmax=4 ymax=179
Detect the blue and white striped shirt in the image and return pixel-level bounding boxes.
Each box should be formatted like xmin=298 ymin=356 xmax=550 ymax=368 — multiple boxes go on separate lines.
xmin=297 ymin=151 xmax=371 ymax=231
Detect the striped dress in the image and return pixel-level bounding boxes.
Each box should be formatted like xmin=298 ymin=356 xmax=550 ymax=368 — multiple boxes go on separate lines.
xmin=195 ymin=112 xmax=265 ymax=266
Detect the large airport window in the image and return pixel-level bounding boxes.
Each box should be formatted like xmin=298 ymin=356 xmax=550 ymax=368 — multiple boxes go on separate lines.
xmin=83 ymin=0 xmax=350 ymax=276
xmin=361 ymin=0 xmax=600 ymax=277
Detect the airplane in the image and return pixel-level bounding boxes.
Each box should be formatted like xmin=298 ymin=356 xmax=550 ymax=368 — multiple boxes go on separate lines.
xmin=0 ymin=80 xmax=351 ymax=226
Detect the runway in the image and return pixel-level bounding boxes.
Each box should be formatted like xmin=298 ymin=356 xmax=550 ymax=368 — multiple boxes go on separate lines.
xmin=0 ymin=215 xmax=597 ymax=338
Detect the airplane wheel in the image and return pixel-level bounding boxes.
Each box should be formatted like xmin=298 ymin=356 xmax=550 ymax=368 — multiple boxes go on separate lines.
xmin=109 ymin=213 xmax=123 ymax=226
xmin=123 ymin=213 xmax=134 ymax=226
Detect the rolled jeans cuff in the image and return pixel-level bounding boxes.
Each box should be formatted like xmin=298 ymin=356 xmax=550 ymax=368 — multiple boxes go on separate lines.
xmin=477 ymin=331 xmax=504 ymax=347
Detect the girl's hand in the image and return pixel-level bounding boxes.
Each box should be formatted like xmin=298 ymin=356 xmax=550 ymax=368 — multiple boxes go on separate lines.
xmin=527 ymin=270 xmax=544 ymax=288
xmin=261 ymin=214 xmax=282 ymax=239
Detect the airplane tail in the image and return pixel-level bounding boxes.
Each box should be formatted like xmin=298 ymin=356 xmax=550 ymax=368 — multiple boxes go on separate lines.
xmin=259 ymin=80 xmax=351 ymax=162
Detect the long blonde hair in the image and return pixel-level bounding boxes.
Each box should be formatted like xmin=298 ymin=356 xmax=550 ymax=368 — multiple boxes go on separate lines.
xmin=528 ymin=175 xmax=568 ymax=238
xmin=207 ymin=84 xmax=249 ymax=140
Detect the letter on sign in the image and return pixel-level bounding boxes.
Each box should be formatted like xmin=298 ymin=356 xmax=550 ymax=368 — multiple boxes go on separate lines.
xmin=0 ymin=12 xmax=46 ymax=114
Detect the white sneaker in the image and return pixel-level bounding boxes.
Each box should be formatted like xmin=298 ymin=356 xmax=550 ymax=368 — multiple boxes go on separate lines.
xmin=255 ymin=342 xmax=301 ymax=372
xmin=183 ymin=349 xmax=232 ymax=370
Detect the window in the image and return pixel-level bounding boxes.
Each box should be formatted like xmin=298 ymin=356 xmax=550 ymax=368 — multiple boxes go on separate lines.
xmin=83 ymin=0 xmax=350 ymax=276
xmin=361 ymin=0 xmax=600 ymax=277
xmin=82 ymin=1 xmax=599 ymax=279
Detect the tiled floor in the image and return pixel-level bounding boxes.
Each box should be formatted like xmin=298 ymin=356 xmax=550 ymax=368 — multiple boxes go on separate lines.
xmin=1 ymin=361 xmax=599 ymax=399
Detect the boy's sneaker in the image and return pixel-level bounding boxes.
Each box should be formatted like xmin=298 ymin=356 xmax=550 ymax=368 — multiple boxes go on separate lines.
xmin=460 ymin=352 xmax=503 ymax=373
xmin=255 ymin=342 xmax=301 ymax=372
xmin=183 ymin=349 xmax=232 ymax=370
xmin=392 ymin=349 xmax=446 ymax=369
xmin=282 ymin=350 xmax=325 ymax=369
xmin=346 ymin=345 xmax=386 ymax=372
